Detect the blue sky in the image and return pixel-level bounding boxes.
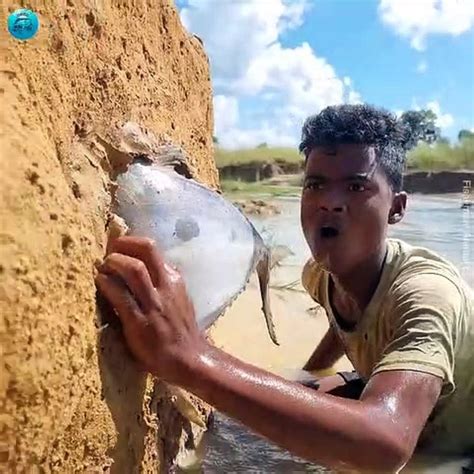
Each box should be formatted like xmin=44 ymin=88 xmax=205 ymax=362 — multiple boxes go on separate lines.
xmin=177 ymin=0 xmax=474 ymax=149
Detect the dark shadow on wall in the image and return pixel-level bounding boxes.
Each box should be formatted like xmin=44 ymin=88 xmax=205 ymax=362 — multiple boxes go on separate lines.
xmin=96 ymin=294 xmax=148 ymax=473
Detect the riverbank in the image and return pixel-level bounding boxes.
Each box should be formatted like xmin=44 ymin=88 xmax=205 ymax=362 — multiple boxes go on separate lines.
xmin=215 ymin=139 xmax=474 ymax=187
xmin=403 ymin=170 xmax=473 ymax=193
xmin=220 ymin=168 xmax=474 ymax=195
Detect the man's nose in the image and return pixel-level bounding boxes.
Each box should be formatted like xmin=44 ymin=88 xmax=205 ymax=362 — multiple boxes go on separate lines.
xmin=319 ymin=189 xmax=347 ymax=212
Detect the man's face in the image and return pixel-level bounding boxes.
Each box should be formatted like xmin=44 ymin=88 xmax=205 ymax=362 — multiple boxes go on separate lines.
xmin=300 ymin=144 xmax=405 ymax=276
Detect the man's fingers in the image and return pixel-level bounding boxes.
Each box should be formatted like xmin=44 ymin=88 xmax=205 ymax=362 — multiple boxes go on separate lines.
xmin=107 ymin=236 xmax=166 ymax=288
xmin=95 ymin=273 xmax=145 ymax=328
xmin=98 ymin=253 xmax=156 ymax=311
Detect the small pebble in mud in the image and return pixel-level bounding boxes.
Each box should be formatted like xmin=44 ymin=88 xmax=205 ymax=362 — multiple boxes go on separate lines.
xmin=61 ymin=233 xmax=74 ymax=253
xmin=71 ymin=182 xmax=81 ymax=199
xmin=174 ymin=217 xmax=200 ymax=242
xmin=26 ymin=169 xmax=39 ymax=185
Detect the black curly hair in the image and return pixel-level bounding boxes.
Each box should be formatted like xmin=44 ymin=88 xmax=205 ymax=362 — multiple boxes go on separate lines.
xmin=299 ymin=104 xmax=407 ymax=192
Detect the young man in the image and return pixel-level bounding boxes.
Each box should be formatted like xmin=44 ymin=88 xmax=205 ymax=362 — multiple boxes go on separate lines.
xmin=96 ymin=105 xmax=473 ymax=471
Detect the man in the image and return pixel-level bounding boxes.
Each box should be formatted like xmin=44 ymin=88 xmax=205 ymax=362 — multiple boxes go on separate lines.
xmin=96 ymin=104 xmax=473 ymax=472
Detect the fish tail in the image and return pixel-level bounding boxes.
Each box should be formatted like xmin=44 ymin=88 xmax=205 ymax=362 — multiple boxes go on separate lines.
xmin=255 ymin=243 xmax=279 ymax=346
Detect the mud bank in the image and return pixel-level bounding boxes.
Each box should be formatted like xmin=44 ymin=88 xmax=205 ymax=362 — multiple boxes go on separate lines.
xmin=233 ymin=199 xmax=281 ymax=216
xmin=220 ymin=162 xmax=473 ymax=195
xmin=1 ymin=1 xmax=216 ymax=472
xmin=219 ymin=160 xmax=303 ymax=182
xmin=403 ymin=170 xmax=474 ymax=194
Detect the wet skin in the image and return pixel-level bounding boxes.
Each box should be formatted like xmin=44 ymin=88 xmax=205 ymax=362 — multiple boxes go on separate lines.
xmin=96 ymin=145 xmax=442 ymax=471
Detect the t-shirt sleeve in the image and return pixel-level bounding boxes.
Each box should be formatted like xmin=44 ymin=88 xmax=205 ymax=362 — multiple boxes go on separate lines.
xmin=372 ymin=273 xmax=462 ymax=396
xmin=301 ymin=258 xmax=324 ymax=303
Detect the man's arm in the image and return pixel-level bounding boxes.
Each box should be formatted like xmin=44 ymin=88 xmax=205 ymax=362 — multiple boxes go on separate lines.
xmin=96 ymin=237 xmax=442 ymax=472
xmin=303 ymin=325 xmax=345 ymax=371
xmin=185 ymin=348 xmax=441 ymax=471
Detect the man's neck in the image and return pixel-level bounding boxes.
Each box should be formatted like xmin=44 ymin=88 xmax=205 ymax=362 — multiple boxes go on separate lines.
xmin=330 ymin=241 xmax=388 ymax=322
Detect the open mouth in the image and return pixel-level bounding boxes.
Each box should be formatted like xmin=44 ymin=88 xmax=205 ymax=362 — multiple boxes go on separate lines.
xmin=320 ymin=226 xmax=340 ymax=239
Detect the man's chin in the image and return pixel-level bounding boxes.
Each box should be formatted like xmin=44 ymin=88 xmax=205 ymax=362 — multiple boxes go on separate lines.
xmin=313 ymin=247 xmax=358 ymax=276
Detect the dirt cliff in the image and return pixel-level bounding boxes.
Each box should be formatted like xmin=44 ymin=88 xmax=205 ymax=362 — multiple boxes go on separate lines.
xmin=0 ymin=1 xmax=217 ymax=471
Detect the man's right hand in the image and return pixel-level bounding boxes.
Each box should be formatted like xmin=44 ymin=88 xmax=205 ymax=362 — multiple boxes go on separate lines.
xmin=95 ymin=236 xmax=208 ymax=385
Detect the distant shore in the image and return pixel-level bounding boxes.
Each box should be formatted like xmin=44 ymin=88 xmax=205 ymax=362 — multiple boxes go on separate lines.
xmin=219 ymin=165 xmax=474 ymax=195
xmin=402 ymin=170 xmax=473 ymax=194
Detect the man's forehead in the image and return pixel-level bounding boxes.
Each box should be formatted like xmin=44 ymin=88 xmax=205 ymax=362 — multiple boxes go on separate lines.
xmin=306 ymin=144 xmax=378 ymax=174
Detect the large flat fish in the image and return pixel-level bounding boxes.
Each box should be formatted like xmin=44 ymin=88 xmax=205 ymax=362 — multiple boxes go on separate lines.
xmin=113 ymin=156 xmax=278 ymax=347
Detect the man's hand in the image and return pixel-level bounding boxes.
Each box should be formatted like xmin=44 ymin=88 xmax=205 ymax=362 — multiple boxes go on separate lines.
xmin=95 ymin=236 xmax=207 ymax=384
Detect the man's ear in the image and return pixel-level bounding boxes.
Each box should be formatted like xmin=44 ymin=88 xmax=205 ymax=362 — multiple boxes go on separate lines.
xmin=389 ymin=191 xmax=407 ymax=225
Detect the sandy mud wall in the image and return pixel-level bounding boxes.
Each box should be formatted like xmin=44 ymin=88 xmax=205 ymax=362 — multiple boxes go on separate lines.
xmin=0 ymin=0 xmax=217 ymax=471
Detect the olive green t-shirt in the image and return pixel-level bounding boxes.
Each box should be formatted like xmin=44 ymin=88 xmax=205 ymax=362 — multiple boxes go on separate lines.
xmin=302 ymin=238 xmax=474 ymax=454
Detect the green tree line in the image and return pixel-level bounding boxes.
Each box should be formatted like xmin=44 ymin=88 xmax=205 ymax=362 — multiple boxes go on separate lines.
xmin=214 ymin=110 xmax=474 ymax=171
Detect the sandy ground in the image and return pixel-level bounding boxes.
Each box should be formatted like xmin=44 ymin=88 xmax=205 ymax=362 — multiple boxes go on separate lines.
xmin=209 ymin=277 xmax=352 ymax=377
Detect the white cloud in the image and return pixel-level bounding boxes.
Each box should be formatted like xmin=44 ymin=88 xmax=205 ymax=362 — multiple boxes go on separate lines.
xmin=218 ymin=124 xmax=298 ymax=149
xmin=379 ymin=0 xmax=474 ymax=50
xmin=181 ymin=0 xmax=308 ymax=86
xmin=237 ymin=42 xmax=346 ymax=111
xmin=417 ymin=60 xmax=428 ymax=73
xmin=213 ymin=95 xmax=239 ymax=134
xmin=426 ymin=100 xmax=454 ymax=128
xmin=213 ymin=94 xmax=301 ymax=149
xmin=343 ymin=77 xmax=363 ymax=104
xmin=411 ymin=99 xmax=455 ymax=129
xmin=180 ymin=0 xmax=361 ymax=148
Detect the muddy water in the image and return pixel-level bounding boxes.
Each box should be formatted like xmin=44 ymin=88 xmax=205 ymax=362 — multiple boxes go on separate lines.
xmin=253 ymin=193 xmax=473 ymax=287
xmin=198 ymin=194 xmax=472 ymax=473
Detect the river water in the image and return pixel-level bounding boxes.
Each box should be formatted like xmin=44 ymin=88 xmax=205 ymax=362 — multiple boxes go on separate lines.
xmin=252 ymin=193 xmax=473 ymax=288
xmin=196 ymin=194 xmax=473 ymax=474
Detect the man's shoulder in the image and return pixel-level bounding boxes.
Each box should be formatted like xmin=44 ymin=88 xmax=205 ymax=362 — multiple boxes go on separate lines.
xmin=383 ymin=240 xmax=471 ymax=323
xmin=387 ymin=238 xmax=467 ymax=291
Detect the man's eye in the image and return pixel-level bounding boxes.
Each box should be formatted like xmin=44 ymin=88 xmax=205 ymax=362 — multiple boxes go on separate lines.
xmin=304 ymin=182 xmax=323 ymax=190
xmin=349 ymin=183 xmax=366 ymax=192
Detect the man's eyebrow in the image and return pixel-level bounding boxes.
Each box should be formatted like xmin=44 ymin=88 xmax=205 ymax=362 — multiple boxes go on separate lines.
xmin=345 ymin=173 xmax=371 ymax=181
xmin=304 ymin=174 xmax=326 ymax=181
xmin=304 ymin=173 xmax=373 ymax=182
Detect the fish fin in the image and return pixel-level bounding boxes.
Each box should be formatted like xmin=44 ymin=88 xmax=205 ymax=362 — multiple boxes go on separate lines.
xmin=120 ymin=122 xmax=194 ymax=178
xmin=168 ymin=385 xmax=207 ymax=428
xmin=270 ymin=244 xmax=294 ymax=269
xmin=255 ymin=242 xmax=279 ymax=346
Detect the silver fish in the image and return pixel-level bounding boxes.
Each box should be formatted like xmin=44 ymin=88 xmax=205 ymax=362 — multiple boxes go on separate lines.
xmin=113 ymin=155 xmax=278 ymax=346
